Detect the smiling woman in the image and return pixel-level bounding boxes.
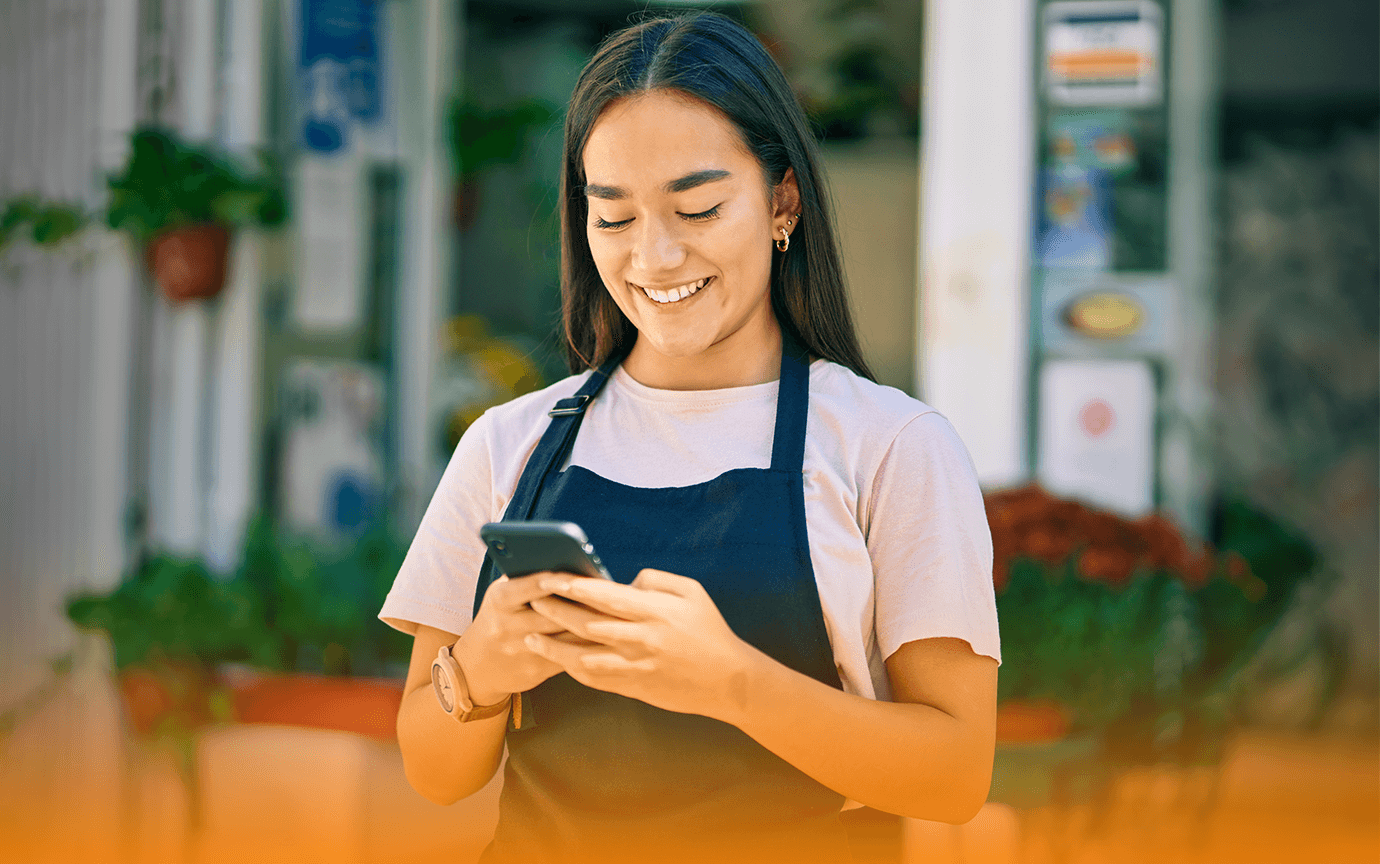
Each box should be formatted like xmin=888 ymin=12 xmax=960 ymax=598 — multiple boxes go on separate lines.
xmin=581 ymin=92 xmax=790 ymax=387
xmin=382 ymin=11 xmax=1000 ymax=864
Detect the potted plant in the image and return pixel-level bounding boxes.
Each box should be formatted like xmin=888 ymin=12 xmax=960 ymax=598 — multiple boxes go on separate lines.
xmin=66 ymin=514 xmax=411 ymax=743
xmin=104 ymin=128 xmax=286 ymax=302
xmin=982 ymin=485 xmax=1340 ymax=811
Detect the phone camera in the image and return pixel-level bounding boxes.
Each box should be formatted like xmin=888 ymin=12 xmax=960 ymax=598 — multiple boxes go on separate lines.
xmin=492 ymin=540 xmax=509 ymax=556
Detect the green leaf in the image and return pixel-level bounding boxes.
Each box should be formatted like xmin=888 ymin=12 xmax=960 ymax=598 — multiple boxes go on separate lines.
xmin=104 ymin=127 xmax=287 ymax=240
xmin=31 ymin=205 xmax=88 ymax=246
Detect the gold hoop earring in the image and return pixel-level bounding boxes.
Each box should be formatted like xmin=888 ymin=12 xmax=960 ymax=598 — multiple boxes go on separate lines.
xmin=775 ymin=227 xmax=790 ymax=253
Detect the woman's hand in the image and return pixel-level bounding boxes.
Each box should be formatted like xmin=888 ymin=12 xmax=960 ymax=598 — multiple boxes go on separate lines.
xmin=525 ymin=569 xmax=762 ymax=720
xmin=455 ymin=573 xmax=593 ymax=705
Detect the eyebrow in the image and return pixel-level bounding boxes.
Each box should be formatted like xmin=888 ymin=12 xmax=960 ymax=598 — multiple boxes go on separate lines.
xmin=583 ymin=169 xmax=732 ymax=200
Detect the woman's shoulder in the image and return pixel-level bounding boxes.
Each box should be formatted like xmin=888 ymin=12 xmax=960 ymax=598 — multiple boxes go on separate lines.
xmin=475 ymin=370 xmax=594 ymax=438
xmin=808 ymin=359 xmax=945 ymax=446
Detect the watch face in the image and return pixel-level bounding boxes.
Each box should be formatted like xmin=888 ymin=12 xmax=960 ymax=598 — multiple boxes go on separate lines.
xmin=432 ymin=661 xmax=456 ymax=714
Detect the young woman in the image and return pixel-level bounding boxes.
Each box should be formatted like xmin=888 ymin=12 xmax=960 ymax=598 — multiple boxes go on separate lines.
xmin=381 ymin=12 xmax=1000 ymax=864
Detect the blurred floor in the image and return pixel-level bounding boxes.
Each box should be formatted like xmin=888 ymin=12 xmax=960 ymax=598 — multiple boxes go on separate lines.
xmin=907 ymin=727 xmax=1379 ymax=864
xmin=0 ymin=656 xmax=1375 ymax=864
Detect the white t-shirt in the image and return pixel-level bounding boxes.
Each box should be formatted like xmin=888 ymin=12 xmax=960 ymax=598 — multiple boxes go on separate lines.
xmin=380 ymin=359 xmax=1000 ymax=701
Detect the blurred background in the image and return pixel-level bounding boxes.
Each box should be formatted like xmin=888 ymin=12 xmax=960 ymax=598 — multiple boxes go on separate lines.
xmin=0 ymin=0 xmax=1375 ymax=862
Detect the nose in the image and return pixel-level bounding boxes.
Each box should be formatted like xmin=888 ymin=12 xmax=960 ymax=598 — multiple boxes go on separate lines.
xmin=629 ymin=215 xmax=687 ymax=276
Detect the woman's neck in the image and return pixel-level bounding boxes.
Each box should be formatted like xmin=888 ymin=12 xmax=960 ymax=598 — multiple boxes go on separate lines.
xmin=621 ymin=319 xmax=784 ymax=391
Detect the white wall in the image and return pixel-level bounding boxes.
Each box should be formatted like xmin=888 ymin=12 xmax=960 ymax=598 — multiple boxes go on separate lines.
xmin=0 ymin=0 xmax=138 ymax=856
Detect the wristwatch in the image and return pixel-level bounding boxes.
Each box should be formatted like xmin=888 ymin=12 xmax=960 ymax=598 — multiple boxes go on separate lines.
xmin=431 ymin=644 xmax=512 ymax=722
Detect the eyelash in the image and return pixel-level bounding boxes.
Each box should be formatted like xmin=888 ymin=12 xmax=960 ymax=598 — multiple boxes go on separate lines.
xmin=592 ymin=204 xmax=721 ymax=230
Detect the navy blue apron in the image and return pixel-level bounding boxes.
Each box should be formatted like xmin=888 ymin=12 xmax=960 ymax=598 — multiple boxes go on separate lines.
xmin=472 ymin=338 xmax=853 ymax=864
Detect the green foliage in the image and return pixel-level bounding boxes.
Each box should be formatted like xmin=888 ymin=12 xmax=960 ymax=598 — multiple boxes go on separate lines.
xmin=995 ymin=499 xmax=1332 ymax=766
xmin=66 ymin=514 xmax=410 ymax=678
xmin=105 ymin=128 xmax=287 ymax=243
xmin=447 ymin=98 xmax=556 ymax=180
xmin=0 ymin=196 xmax=90 ymax=252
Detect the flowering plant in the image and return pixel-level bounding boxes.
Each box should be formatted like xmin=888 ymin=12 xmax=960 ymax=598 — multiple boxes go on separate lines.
xmin=986 ymin=486 xmax=1333 ymax=765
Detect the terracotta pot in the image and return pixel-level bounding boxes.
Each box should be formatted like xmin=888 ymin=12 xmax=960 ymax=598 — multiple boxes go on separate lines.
xmin=145 ymin=224 xmax=232 ymax=302
xmin=995 ymin=699 xmax=1072 ymax=744
xmin=231 ymin=674 xmax=404 ymax=740
xmin=117 ymin=663 xmax=216 ymax=735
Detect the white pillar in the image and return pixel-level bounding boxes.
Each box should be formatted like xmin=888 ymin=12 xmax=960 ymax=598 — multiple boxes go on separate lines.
xmin=917 ymin=0 xmax=1035 ymax=488
xmin=396 ymin=0 xmax=459 ymax=530
xmin=205 ymin=0 xmax=266 ymax=571
xmin=148 ymin=0 xmax=219 ymax=553
xmin=1161 ymin=0 xmax=1219 ymax=536
xmin=91 ymin=0 xmax=140 ymax=588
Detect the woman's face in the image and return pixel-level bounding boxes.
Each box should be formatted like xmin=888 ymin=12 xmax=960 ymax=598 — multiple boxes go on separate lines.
xmin=582 ymin=90 xmax=796 ymax=380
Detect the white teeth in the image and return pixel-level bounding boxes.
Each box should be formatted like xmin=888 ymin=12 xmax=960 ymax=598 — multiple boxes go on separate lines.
xmin=642 ymin=277 xmax=708 ymax=304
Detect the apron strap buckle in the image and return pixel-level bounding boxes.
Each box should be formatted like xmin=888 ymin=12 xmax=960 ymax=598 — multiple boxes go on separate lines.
xmin=548 ymin=395 xmax=591 ymax=417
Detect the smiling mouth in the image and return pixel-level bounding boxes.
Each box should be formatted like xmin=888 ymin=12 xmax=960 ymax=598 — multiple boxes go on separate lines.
xmin=638 ymin=276 xmax=711 ymax=305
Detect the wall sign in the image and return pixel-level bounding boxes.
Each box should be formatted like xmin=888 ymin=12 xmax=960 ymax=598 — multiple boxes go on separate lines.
xmin=1036 ymin=165 xmax=1113 ymax=269
xmin=1037 ymin=358 xmax=1156 ymax=517
xmin=1043 ymin=1 xmax=1163 ymax=107
xmin=1039 ymin=270 xmax=1171 ymax=356
xmin=281 ymin=359 xmax=385 ymax=536
xmin=297 ymin=0 xmax=382 ymax=154
xmin=1063 ymin=291 xmax=1144 ymax=338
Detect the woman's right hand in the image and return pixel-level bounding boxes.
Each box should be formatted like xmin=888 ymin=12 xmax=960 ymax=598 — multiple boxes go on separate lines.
xmin=452 ymin=573 xmax=578 ymax=705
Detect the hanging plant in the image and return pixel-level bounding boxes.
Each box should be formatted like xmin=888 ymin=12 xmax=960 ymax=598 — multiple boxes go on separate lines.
xmin=446 ymin=98 xmax=555 ymax=230
xmin=0 ymin=196 xmax=91 ymax=254
xmin=105 ymin=128 xmax=287 ymax=301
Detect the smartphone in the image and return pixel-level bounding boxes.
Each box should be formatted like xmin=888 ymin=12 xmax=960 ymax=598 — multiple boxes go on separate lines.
xmin=480 ymin=521 xmax=614 ymax=581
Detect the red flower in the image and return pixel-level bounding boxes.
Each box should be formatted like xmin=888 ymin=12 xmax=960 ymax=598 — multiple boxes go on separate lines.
xmin=984 ymin=484 xmax=1224 ymax=592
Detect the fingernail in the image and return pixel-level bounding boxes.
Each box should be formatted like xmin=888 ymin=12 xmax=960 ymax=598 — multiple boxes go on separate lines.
xmin=524 ymin=634 xmax=541 ymax=650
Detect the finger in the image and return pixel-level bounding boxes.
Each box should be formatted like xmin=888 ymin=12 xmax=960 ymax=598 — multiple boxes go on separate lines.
xmin=524 ymin=632 xmax=614 ymax=669
xmin=579 ymin=653 xmax=656 ymax=674
xmin=512 ymin=607 xmax=568 ymax=635
xmin=528 ymin=595 xmax=610 ymax=638
xmin=524 ymin=633 xmax=653 ymax=676
xmin=549 ymin=631 xmax=601 ymax=647
xmin=629 ymin=568 xmax=702 ymax=598
xmin=543 ymin=576 xmax=665 ymax=620
xmin=583 ymin=619 xmax=654 ymax=646
xmin=489 ymin=571 xmax=562 ymax=611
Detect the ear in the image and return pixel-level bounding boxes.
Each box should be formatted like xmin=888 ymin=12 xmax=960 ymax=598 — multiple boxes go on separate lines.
xmin=772 ymin=168 xmax=802 ymax=235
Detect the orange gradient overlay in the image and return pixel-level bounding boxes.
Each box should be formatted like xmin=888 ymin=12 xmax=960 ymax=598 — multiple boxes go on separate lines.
xmin=1 ymin=723 xmax=1376 ymax=864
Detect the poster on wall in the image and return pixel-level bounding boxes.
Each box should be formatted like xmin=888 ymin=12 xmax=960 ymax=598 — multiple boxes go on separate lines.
xmin=293 ymin=157 xmax=365 ymax=332
xmin=280 ymin=359 xmax=386 ymax=537
xmin=1043 ymin=1 xmax=1163 ymax=107
xmin=297 ymin=0 xmax=383 ymax=154
xmin=292 ymin=0 xmax=388 ymax=333
xmin=1039 ymin=270 xmax=1172 ymax=355
xmin=1036 ymin=164 xmax=1113 ymax=269
xmin=1037 ymin=358 xmax=1155 ymax=517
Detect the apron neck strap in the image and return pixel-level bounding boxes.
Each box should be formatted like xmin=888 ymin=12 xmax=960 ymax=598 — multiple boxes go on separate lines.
xmin=769 ymin=331 xmax=811 ymax=473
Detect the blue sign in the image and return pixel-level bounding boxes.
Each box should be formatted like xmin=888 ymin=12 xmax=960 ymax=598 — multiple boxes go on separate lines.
xmin=298 ymin=0 xmax=382 ymax=153
xmin=1036 ymin=165 xmax=1112 ymax=269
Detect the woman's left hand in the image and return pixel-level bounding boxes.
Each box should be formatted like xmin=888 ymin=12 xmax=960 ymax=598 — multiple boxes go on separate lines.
xmin=525 ymin=569 xmax=759 ymax=720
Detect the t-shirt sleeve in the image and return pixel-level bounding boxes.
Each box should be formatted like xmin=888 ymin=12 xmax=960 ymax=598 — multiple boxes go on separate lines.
xmin=866 ymin=412 xmax=1001 ymax=665
xmin=378 ymin=412 xmax=497 ymax=637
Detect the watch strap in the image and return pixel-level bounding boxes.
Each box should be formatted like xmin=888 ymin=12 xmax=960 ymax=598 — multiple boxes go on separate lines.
xmin=460 ymin=693 xmax=513 ymax=723
xmin=437 ymin=644 xmax=512 ymax=723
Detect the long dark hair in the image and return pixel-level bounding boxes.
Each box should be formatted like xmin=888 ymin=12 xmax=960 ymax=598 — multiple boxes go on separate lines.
xmin=558 ymin=11 xmax=875 ymax=381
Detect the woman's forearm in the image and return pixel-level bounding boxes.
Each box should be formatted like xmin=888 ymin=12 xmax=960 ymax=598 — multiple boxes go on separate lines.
xmin=396 ymin=681 xmax=508 ymax=804
xmin=720 ymin=645 xmax=995 ymax=824
xmin=395 ymin=627 xmax=510 ymax=806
